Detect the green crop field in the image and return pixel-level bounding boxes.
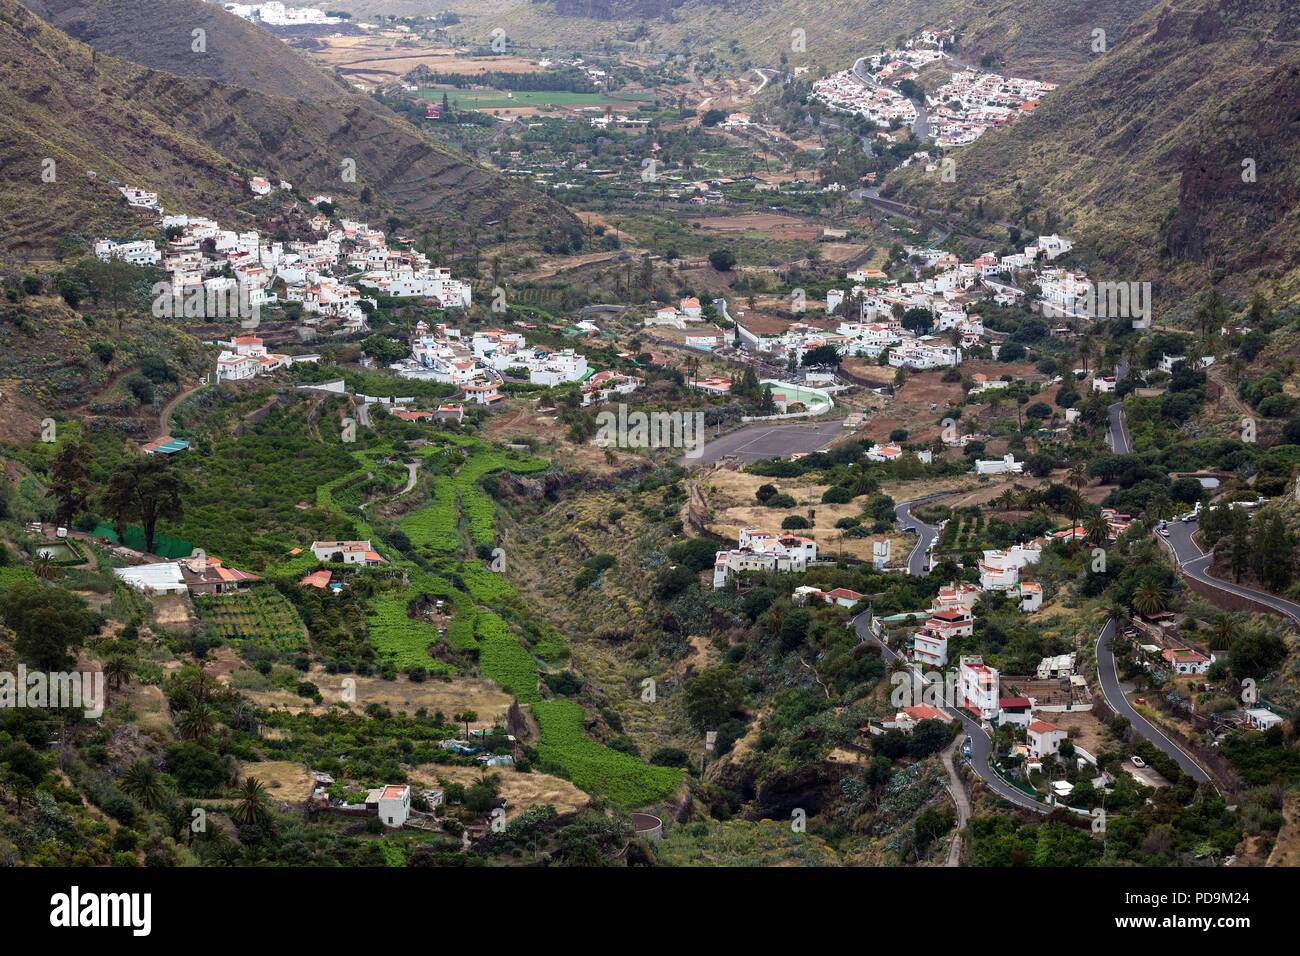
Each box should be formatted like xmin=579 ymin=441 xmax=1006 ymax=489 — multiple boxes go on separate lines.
xmin=193 ymin=588 xmax=308 ymax=651
xmin=533 ymin=700 xmax=683 ymax=808
xmin=421 ymin=89 xmax=655 ymax=111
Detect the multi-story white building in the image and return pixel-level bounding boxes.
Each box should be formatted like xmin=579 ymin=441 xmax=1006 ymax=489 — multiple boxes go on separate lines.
xmin=713 ymin=529 xmax=818 ymax=588
xmin=959 ymin=655 xmax=999 ymax=718
xmin=529 ymin=349 xmax=588 ymax=386
xmin=888 ymin=341 xmax=961 ymax=369
xmin=974 ymin=454 xmax=1024 ymax=476
xmin=94 ymin=239 xmax=161 ymax=266
xmin=978 ymin=540 xmax=1043 ymax=591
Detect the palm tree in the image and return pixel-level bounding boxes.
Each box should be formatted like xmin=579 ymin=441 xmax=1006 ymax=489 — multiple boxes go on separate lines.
xmin=850 ymin=461 xmax=878 ymax=498
xmin=189 ymin=670 xmax=219 ymax=703
xmin=120 ymin=759 xmax=169 ymax=811
xmin=1132 ymin=583 xmax=1169 ymax=618
xmin=1207 ymin=612 xmax=1239 ymax=651
xmin=177 ymin=702 xmax=217 ymax=740
xmin=104 ymin=655 xmax=134 ymax=692
xmin=1063 ymin=491 xmax=1085 ymax=541
xmin=455 ymin=709 xmax=478 ymax=741
xmin=232 ymin=777 xmax=271 ymax=828
xmin=1067 ymin=463 xmax=1088 ymax=493
xmin=1147 ymin=494 xmax=1173 ymax=524
xmin=32 ymin=554 xmax=56 ymax=580
xmin=997 ymin=489 xmax=1016 ymax=511
xmin=1086 ymin=514 xmax=1111 ymax=546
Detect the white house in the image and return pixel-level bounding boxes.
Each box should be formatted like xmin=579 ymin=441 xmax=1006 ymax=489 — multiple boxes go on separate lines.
xmin=959 ymin=656 xmax=999 ymax=719
xmin=113 ymin=563 xmax=188 ymax=595
xmin=913 ymin=607 xmax=972 ymax=668
xmin=872 ymin=536 xmax=891 ymax=569
xmin=713 ymin=529 xmax=818 ymax=588
xmin=978 ymin=540 xmax=1043 ymax=591
xmin=913 ymin=629 xmax=949 ymax=668
xmin=1026 ymin=720 xmax=1068 ymax=758
xmin=1018 ymin=581 xmax=1043 ymax=613
xmin=1245 ymin=708 xmax=1284 ymax=731
xmin=94 ymin=238 xmax=161 ymax=266
xmin=974 ymin=454 xmax=1023 ymax=476
xmin=463 ymin=381 xmax=502 ymax=406
xmin=1161 ymin=647 xmax=1212 ymax=675
xmin=216 ymin=351 xmax=258 ymax=381
xmin=932 ymin=582 xmax=981 ymax=612
xmin=997 ymin=697 xmax=1034 ymax=728
xmin=375 ymin=784 xmax=410 ymax=826
xmin=1158 ymin=353 xmax=1186 ymax=374
xmin=866 ymin=443 xmax=904 ymax=462
xmin=825 ymin=587 xmax=866 ymax=609
xmin=529 ymin=349 xmax=588 ymax=386
xmin=309 ymin=540 xmax=383 ymax=565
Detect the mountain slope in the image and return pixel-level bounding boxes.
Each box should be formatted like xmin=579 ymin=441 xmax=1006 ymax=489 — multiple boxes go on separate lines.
xmin=890 ymin=0 xmax=1300 ymax=309
xmin=20 ymin=0 xmax=350 ymax=102
xmin=335 ymin=0 xmax=1160 ymax=82
xmin=0 ymin=0 xmax=575 ymax=257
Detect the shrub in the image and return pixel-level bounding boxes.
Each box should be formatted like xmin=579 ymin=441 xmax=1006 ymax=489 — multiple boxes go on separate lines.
xmin=821 ymin=485 xmax=853 ymax=504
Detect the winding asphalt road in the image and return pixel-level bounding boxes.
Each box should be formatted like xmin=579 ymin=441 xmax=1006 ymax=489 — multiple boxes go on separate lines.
xmin=1163 ymin=520 xmax=1300 ymax=626
xmin=852 ymin=609 xmax=1054 ymax=814
xmin=1107 ymin=400 xmax=1132 ymax=454
xmin=1110 ymin=397 xmax=1300 ymax=624
xmin=893 ymin=493 xmax=951 ymax=575
xmin=851 ymin=56 xmax=931 ymax=140
xmin=1094 ymin=619 xmax=1211 ymax=783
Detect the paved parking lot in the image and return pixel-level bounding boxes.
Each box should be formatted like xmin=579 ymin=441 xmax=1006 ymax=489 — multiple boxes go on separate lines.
xmin=678 ymin=420 xmax=849 ymax=465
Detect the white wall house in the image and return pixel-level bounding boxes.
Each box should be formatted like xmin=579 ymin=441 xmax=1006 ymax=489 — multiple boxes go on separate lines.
xmin=1161 ymin=648 xmax=1212 ymax=674
xmin=1026 ymin=720 xmax=1067 ymax=758
xmin=94 ymin=239 xmax=161 ymax=266
xmin=310 ymin=540 xmax=383 ymax=565
xmin=375 ymin=784 xmax=410 ymax=826
xmin=974 ymin=454 xmax=1023 ymax=475
xmin=913 ymin=629 xmax=949 ymax=668
xmin=978 ymin=541 xmax=1043 ymax=590
xmin=1018 ymin=581 xmax=1043 ymax=613
xmin=959 ymin=656 xmax=999 ymax=718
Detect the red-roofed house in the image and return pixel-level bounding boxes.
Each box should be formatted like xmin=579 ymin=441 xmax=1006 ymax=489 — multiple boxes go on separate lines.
xmin=825 ymin=587 xmax=866 ymax=609
xmin=892 ymin=703 xmax=949 ymax=732
xmin=374 ymin=784 xmax=410 ymax=826
xmin=1161 ymin=647 xmax=1212 ymax=674
xmin=464 ymin=381 xmax=502 ymax=406
xmin=998 ymin=697 xmax=1033 ymax=728
xmin=1026 ymin=720 xmax=1067 ymax=758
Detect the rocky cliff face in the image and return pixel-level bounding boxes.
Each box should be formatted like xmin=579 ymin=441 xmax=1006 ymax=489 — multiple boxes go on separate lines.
xmin=1168 ymin=58 xmax=1300 ymax=278
xmin=550 ymin=0 xmax=691 ymax=20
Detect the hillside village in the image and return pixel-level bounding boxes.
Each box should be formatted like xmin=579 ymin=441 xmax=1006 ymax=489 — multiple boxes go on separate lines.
xmin=4 ymin=0 xmax=1300 ymax=899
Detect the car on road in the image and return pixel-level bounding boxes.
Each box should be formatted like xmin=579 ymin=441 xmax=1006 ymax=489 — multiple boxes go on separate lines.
xmin=1131 ymin=755 xmax=1146 ymax=768
xmin=1159 ymin=527 xmax=1170 ymax=537
xmin=903 ymin=525 xmax=917 ymax=534
xmin=1134 ymin=697 xmax=1147 ymax=706
xmin=961 ymin=735 xmax=972 ymax=758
